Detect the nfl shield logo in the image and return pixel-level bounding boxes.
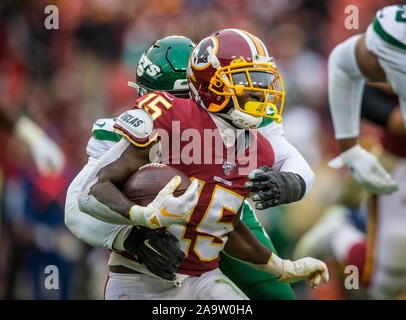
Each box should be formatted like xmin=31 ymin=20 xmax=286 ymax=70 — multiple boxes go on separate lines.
xmin=222 ymin=161 xmax=237 ymax=176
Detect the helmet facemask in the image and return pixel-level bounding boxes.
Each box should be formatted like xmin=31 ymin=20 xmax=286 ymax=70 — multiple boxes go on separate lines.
xmin=208 ymin=55 xmax=285 ymax=129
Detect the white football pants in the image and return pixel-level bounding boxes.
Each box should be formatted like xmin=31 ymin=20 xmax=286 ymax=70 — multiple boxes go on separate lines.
xmin=104 ymin=268 xmax=248 ymax=300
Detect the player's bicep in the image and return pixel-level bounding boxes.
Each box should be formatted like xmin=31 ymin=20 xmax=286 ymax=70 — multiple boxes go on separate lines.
xmin=77 ymin=138 xmax=142 ymax=223
xmin=355 ymin=34 xmax=385 ymax=81
xmin=95 ymin=138 xmax=151 ymax=187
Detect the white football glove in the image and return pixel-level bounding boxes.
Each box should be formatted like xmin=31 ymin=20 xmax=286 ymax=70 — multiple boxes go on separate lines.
xmin=14 ymin=116 xmax=65 ymax=175
xmin=328 ymin=144 xmax=398 ymax=195
xmin=129 ymin=176 xmax=199 ymax=229
xmin=278 ymin=257 xmax=329 ymax=289
xmin=262 ymin=253 xmax=329 ymax=289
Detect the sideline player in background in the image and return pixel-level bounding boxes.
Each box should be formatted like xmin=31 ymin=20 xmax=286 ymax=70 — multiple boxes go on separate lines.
xmin=294 ymin=83 xmax=406 ymax=299
xmin=65 ymin=36 xmax=315 ymax=299
xmin=0 ymin=105 xmax=65 ymax=175
xmin=327 ymin=4 xmax=406 ymax=195
xmin=70 ymin=30 xmax=327 ymax=299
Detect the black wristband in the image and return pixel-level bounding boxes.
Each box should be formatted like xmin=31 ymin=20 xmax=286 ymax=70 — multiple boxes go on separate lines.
xmin=277 ymin=172 xmax=306 ymax=205
xmin=123 ymin=227 xmax=145 ymax=253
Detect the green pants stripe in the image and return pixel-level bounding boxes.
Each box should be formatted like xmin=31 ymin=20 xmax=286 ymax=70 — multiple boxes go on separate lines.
xmin=219 ymin=202 xmax=295 ymax=300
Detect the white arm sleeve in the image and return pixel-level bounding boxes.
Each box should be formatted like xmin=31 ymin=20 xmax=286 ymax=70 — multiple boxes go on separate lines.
xmin=269 ymin=135 xmax=315 ymax=197
xmin=65 ymin=211 xmax=131 ymax=251
xmin=65 ymin=163 xmax=133 ymax=250
xmin=78 ymin=138 xmax=135 ymax=225
xmin=328 ymin=34 xmax=366 ymax=139
xmin=66 ymin=194 xmax=131 ymax=250
xmin=258 ymin=123 xmax=315 ymax=197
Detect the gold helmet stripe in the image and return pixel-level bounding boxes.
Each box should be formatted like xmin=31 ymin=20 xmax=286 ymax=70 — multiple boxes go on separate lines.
xmin=230 ymin=28 xmax=258 ymax=57
xmin=256 ymin=36 xmax=269 ymax=56
xmin=241 ymin=29 xmax=266 ymax=57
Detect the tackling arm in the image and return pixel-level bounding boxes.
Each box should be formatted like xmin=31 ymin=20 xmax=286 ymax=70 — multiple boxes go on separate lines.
xmin=248 ymin=123 xmax=314 ymax=209
xmin=268 ymin=134 xmax=314 ymax=197
xmin=78 ymin=138 xmax=151 ymax=224
xmin=258 ymin=122 xmax=314 ymax=197
xmin=78 ymin=137 xmax=199 ymax=228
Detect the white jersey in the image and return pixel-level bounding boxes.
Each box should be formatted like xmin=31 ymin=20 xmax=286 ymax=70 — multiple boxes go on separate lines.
xmin=371 ymin=5 xmax=406 ymax=47
xmin=365 ymin=5 xmax=406 ymax=119
xmin=86 ymin=118 xmax=122 ymax=161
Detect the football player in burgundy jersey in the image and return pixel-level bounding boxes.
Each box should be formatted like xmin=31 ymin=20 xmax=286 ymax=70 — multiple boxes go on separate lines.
xmin=77 ymin=29 xmax=328 ymax=299
xmin=66 ymin=35 xmax=315 ymax=299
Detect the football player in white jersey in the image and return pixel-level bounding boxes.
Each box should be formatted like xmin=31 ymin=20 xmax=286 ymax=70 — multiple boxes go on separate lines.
xmin=328 ymin=4 xmax=406 ymax=195
xmin=66 ymin=32 xmax=328 ymax=300
xmin=294 ymin=82 xmax=406 ymax=299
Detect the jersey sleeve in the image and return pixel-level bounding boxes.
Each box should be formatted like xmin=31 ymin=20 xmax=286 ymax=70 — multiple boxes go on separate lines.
xmin=127 ymin=90 xmax=192 ymax=135
xmin=86 ymin=118 xmax=122 ymax=159
xmin=257 ymin=120 xmax=284 ymax=138
xmin=258 ymin=121 xmax=315 ymax=197
xmin=372 ymin=5 xmax=406 ymax=49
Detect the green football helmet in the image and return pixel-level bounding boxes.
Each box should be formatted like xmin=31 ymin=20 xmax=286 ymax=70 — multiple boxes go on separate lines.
xmin=128 ymin=36 xmax=195 ymax=98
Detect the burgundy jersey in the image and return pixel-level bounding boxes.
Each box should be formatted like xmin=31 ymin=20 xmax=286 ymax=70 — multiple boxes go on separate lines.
xmin=115 ymin=91 xmax=275 ymax=275
xmin=381 ymin=131 xmax=406 ymax=158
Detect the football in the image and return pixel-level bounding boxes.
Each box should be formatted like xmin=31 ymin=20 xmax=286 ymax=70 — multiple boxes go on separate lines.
xmin=121 ymin=163 xmax=191 ymax=206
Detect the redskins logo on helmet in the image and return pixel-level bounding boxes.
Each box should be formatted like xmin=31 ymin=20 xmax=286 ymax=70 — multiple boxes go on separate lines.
xmin=187 ymin=29 xmax=285 ymax=129
xmin=191 ymin=37 xmax=218 ymax=70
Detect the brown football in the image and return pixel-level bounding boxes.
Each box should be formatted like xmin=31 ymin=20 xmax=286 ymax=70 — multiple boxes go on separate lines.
xmin=121 ymin=163 xmax=191 ymax=206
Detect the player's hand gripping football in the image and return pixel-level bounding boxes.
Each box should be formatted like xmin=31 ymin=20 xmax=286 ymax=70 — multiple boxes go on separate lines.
xmin=123 ymin=227 xmax=185 ymax=281
xmin=129 ymin=176 xmax=199 ymax=229
xmin=328 ymin=144 xmax=398 ymax=195
xmin=278 ymin=257 xmax=329 ymax=289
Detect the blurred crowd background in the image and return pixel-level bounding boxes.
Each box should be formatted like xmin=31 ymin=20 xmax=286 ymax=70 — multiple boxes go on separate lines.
xmin=0 ymin=0 xmax=400 ymax=299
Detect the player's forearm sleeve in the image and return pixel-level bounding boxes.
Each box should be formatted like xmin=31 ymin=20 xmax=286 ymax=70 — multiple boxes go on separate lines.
xmin=78 ymin=139 xmax=134 ymax=225
xmin=66 ymin=190 xmax=131 ymax=250
xmin=267 ymin=135 xmax=315 ymax=197
xmin=328 ymin=34 xmax=366 ymax=139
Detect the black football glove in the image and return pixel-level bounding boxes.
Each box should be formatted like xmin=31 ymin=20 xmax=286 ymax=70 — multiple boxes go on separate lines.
xmin=123 ymin=227 xmax=185 ymax=281
xmin=244 ymin=166 xmax=306 ymax=209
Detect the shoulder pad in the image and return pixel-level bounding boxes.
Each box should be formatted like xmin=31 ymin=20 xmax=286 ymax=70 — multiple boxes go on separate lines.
xmin=113 ymin=109 xmax=158 ymax=147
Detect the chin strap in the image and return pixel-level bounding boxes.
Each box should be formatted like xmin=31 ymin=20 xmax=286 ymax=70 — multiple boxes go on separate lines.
xmin=228 ymin=107 xmax=262 ymax=129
